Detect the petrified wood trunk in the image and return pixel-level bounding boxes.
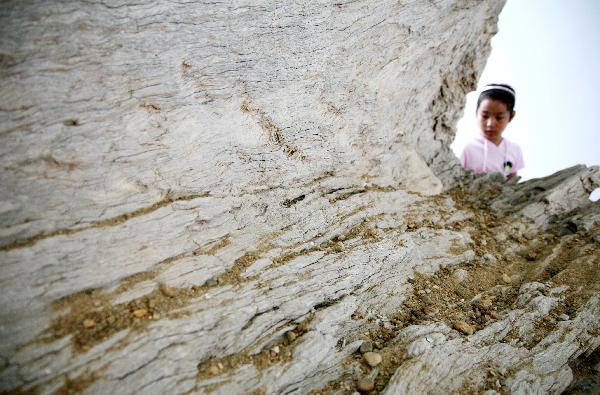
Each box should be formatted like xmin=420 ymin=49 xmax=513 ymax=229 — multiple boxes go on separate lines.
xmin=1 ymin=1 xmax=599 ymax=394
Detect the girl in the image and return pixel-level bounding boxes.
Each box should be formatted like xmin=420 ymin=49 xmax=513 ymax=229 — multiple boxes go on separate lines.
xmin=460 ymin=84 xmax=524 ymax=180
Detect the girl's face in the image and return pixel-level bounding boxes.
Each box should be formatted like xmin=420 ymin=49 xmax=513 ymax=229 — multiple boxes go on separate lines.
xmin=477 ymin=99 xmax=514 ymax=145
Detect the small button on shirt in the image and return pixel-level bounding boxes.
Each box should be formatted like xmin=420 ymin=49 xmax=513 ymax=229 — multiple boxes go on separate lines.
xmin=460 ymin=136 xmax=524 ymax=178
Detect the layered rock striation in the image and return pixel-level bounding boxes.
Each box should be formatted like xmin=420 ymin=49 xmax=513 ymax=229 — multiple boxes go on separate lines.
xmin=1 ymin=1 xmax=598 ymax=394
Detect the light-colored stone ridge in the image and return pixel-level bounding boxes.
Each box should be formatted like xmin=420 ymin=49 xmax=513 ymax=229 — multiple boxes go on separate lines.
xmin=3 ymin=1 xmax=598 ymax=395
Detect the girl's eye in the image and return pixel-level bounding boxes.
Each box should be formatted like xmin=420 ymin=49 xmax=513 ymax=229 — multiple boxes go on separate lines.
xmin=496 ymin=116 xmax=505 ymax=121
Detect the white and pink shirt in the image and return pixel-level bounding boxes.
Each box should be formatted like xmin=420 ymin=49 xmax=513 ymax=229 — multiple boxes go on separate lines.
xmin=460 ymin=136 xmax=524 ymax=178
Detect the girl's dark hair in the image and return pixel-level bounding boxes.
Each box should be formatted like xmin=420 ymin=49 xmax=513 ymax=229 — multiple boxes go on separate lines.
xmin=476 ymin=83 xmax=516 ymax=113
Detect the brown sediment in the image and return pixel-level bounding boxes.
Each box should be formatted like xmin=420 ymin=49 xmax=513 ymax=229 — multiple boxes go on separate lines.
xmin=55 ymin=372 xmax=98 ymax=395
xmin=365 ymin=184 xmax=397 ymax=193
xmin=0 ymin=192 xmax=211 ymax=252
xmin=328 ymin=189 xmax=366 ymax=204
xmin=268 ymin=214 xmax=385 ymax=269
xmin=313 ymin=187 xmax=600 ymax=394
xmin=217 ymin=251 xmax=259 ymax=285
xmin=281 ymin=194 xmax=306 ymax=207
xmin=196 ymin=313 xmax=315 ymax=382
xmin=181 ymin=60 xmax=192 ymax=71
xmin=10 ymin=372 xmax=100 ymax=395
xmin=43 ymin=240 xmax=258 ymax=352
xmin=40 ymin=201 xmax=388 ymax=354
xmin=47 ymin=278 xmax=202 ymax=352
xmin=140 ymin=102 xmax=161 ymax=111
xmin=20 ymin=181 xmax=599 ymax=393
xmin=339 ymin=204 xmax=374 ymax=222
xmin=327 ymin=184 xmax=397 ymax=204
xmin=0 ymin=386 xmax=38 ymax=395
xmin=240 ymin=99 xmax=303 ymax=159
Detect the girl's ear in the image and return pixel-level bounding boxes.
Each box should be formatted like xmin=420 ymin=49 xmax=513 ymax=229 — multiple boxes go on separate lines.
xmin=509 ymin=111 xmax=516 ymax=122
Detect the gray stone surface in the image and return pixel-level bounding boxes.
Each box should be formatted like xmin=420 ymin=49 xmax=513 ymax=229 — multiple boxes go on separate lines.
xmin=0 ymin=0 xmax=501 ymax=247
xmin=1 ymin=1 xmax=599 ymax=394
xmin=385 ymin=291 xmax=600 ymax=395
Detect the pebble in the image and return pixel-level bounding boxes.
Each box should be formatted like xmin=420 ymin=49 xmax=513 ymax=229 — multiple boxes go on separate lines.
xmin=453 ymin=269 xmax=468 ymax=282
xmin=93 ymin=300 xmax=102 ymax=307
xmin=285 ymin=331 xmax=297 ymax=343
xmin=365 ymin=229 xmax=378 ymax=238
xmin=272 ymin=346 xmax=280 ymax=355
xmin=206 ymin=278 xmax=218 ymax=287
xmin=82 ymin=319 xmax=95 ymax=328
xmin=526 ymin=252 xmax=538 ymax=261
xmin=502 ymin=274 xmax=512 ymax=284
xmin=333 ymin=241 xmax=345 ymax=252
xmin=356 ymin=377 xmax=375 ymax=392
xmin=558 ymin=314 xmax=570 ymax=321
xmin=489 ymin=311 xmax=499 ymax=319
xmin=480 ymin=298 xmax=492 ymax=309
xmin=453 ymin=320 xmax=474 ymax=335
xmin=207 ymin=365 xmax=220 ymax=376
xmin=363 ymin=352 xmax=382 ymax=367
xmin=359 ymin=341 xmax=373 ymax=354
xmin=159 ymin=283 xmax=177 ymax=297
xmin=133 ymin=308 xmax=148 ymax=318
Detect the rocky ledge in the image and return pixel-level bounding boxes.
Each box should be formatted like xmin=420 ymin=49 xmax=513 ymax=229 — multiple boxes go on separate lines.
xmin=1 ymin=1 xmax=598 ymax=394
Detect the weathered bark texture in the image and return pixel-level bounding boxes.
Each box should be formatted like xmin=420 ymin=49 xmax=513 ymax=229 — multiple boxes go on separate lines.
xmin=1 ymin=1 xmax=599 ymax=394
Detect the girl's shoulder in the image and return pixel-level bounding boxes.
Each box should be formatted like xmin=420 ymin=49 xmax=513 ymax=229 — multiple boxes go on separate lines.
xmin=502 ymin=137 xmax=523 ymax=153
xmin=464 ymin=136 xmax=486 ymax=149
